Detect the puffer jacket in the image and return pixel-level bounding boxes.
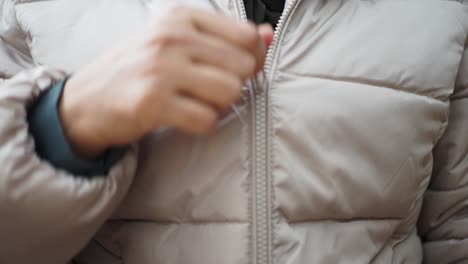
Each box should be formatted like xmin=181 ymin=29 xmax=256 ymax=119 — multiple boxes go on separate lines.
xmin=1 ymin=0 xmax=468 ymax=263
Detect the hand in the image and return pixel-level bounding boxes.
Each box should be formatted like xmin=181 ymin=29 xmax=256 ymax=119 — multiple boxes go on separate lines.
xmin=59 ymin=7 xmax=274 ymax=158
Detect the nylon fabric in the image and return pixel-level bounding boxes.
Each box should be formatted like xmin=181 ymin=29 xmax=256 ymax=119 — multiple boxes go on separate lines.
xmin=0 ymin=0 xmax=468 ymax=263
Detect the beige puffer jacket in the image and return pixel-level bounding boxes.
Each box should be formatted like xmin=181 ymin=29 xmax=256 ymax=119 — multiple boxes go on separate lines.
xmin=1 ymin=0 xmax=468 ymax=263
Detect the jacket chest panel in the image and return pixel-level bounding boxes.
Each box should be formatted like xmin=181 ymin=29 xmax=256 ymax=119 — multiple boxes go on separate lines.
xmin=115 ymin=117 xmax=252 ymax=222
xmin=13 ymin=0 xmax=253 ymax=223
xmin=273 ymin=0 xmax=466 ymax=101
xmin=269 ymin=74 xmax=447 ymax=223
xmin=265 ymin=0 xmax=465 ymax=224
xmin=14 ymin=0 xmax=230 ymax=72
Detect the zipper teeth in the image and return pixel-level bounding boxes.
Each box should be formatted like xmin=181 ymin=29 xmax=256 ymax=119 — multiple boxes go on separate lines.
xmin=253 ymin=1 xmax=300 ymax=264
xmin=254 ymin=95 xmax=268 ymax=264
xmin=232 ymin=0 xmax=302 ymax=263
xmin=236 ymin=0 xmax=298 ymax=76
xmin=263 ymin=0 xmax=299 ymax=78
xmin=237 ymin=0 xmax=248 ymax=21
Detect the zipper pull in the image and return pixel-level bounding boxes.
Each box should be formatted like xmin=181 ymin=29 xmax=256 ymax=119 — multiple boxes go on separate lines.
xmin=254 ymin=70 xmax=267 ymax=94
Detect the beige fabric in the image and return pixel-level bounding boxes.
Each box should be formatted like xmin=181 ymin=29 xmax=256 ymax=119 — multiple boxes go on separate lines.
xmin=0 ymin=67 xmax=138 ymax=263
xmin=1 ymin=0 xmax=468 ymax=264
xmin=418 ymin=36 xmax=468 ymax=263
xmin=0 ymin=0 xmax=35 ymax=78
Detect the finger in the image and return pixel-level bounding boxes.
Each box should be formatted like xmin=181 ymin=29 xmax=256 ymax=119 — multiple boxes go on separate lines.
xmin=174 ymin=63 xmax=243 ymax=111
xmin=251 ymin=24 xmax=273 ymax=71
xmin=182 ymin=8 xmax=266 ymax=70
xmin=258 ymin=24 xmax=274 ymax=48
xmin=190 ymin=9 xmax=257 ymax=49
xmin=187 ymin=32 xmax=257 ymax=79
xmin=164 ymin=96 xmax=219 ymax=134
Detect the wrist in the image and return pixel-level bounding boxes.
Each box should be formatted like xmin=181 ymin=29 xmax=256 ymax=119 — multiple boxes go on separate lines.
xmin=59 ymin=76 xmax=109 ymax=159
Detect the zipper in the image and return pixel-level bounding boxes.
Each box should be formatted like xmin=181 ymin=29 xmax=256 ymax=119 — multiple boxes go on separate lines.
xmin=236 ymin=0 xmax=248 ymax=22
xmin=263 ymin=1 xmax=301 ymax=82
xmin=233 ymin=0 xmax=302 ymax=264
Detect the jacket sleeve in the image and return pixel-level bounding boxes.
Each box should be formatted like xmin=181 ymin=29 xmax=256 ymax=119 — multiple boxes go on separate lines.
xmin=0 ymin=0 xmax=35 ymax=79
xmin=28 ymin=78 xmax=127 ymax=177
xmin=0 ymin=67 xmax=137 ymax=264
xmin=418 ymin=42 xmax=468 ymax=262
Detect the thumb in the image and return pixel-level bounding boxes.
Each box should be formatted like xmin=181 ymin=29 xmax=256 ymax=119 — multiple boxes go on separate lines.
xmin=257 ymin=24 xmax=274 ymax=48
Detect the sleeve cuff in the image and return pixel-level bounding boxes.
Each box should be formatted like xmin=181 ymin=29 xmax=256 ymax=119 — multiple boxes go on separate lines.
xmin=27 ymin=78 xmax=127 ymax=178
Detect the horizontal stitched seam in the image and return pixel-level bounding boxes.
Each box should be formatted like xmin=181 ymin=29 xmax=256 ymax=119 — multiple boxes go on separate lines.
xmin=119 ymin=219 xmax=250 ymax=225
xmin=424 ymin=237 xmax=468 ymax=243
xmin=288 ymin=217 xmax=401 ymax=225
xmin=282 ymin=71 xmax=446 ymax=103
